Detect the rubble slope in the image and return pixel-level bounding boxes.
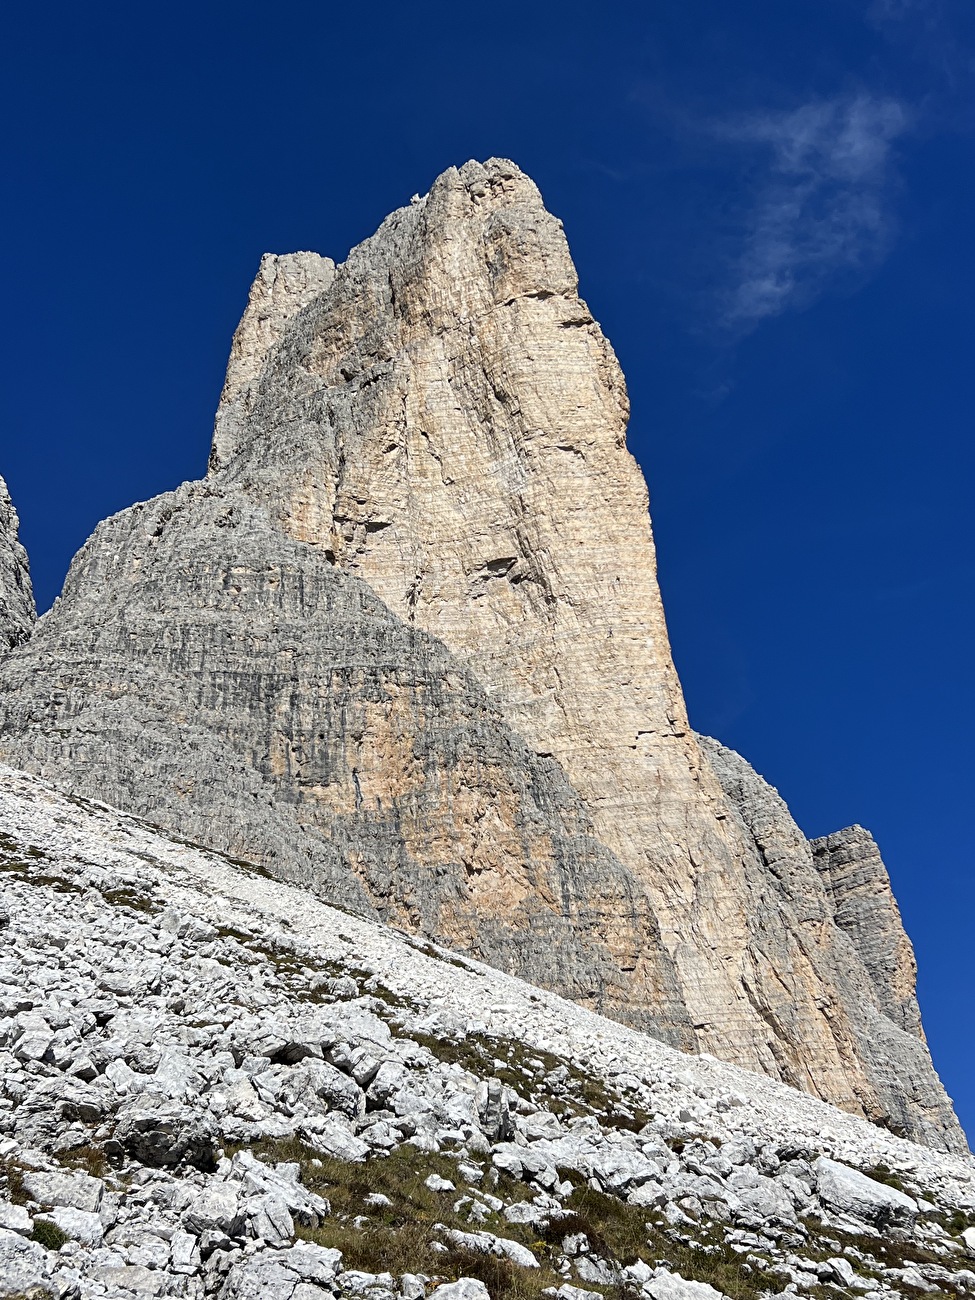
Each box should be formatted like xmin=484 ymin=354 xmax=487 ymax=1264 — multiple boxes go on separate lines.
xmin=0 ymin=765 xmax=973 ymax=1300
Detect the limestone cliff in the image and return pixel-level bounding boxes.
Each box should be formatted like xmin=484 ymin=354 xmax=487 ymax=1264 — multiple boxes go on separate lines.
xmin=0 ymin=474 xmax=35 ymax=652
xmin=0 ymin=159 xmax=963 ymax=1152
xmin=0 ymin=481 xmax=688 ymax=1044
xmin=699 ymin=736 xmax=961 ymax=1152
xmin=812 ymin=826 xmax=926 ymax=1040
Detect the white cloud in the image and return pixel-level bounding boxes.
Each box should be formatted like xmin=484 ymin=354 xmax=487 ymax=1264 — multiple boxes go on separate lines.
xmin=718 ymin=93 xmax=909 ymax=329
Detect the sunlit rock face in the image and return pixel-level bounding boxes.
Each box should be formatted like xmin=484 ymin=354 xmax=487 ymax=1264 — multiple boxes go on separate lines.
xmin=0 ymin=474 xmax=35 ymax=653
xmin=0 ymin=159 xmax=964 ymax=1152
xmin=699 ymin=736 xmax=964 ymax=1152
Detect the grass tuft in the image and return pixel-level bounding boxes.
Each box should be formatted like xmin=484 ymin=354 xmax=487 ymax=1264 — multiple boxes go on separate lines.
xmin=1 ymin=1156 xmax=30 ymax=1204
xmin=58 ymin=1143 xmax=112 ymax=1180
xmin=559 ymin=1184 xmax=783 ymax=1300
xmin=31 ymin=1218 xmax=70 ymax=1251
xmin=233 ymin=1138 xmax=790 ymax=1300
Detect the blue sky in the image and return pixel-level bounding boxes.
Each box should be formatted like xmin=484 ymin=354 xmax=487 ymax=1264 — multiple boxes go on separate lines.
xmin=2 ymin=1 xmax=972 ymax=1138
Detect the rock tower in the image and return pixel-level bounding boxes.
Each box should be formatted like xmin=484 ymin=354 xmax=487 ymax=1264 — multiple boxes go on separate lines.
xmin=0 ymin=159 xmax=963 ymax=1152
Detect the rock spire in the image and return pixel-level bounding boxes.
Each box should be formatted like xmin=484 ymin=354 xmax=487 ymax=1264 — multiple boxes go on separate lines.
xmin=0 ymin=159 xmax=963 ymax=1152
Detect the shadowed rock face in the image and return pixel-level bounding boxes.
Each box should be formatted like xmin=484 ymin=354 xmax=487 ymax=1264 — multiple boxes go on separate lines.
xmin=0 ymin=158 xmax=964 ymax=1152
xmin=699 ymin=737 xmax=964 ymax=1153
xmin=812 ymin=826 xmax=926 ymax=1039
xmin=0 ymin=482 xmax=689 ymax=1043
xmin=0 ymin=475 xmax=35 ymax=652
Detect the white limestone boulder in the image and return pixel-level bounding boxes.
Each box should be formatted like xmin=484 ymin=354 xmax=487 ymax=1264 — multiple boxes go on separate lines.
xmin=814 ymin=1157 xmax=917 ymax=1229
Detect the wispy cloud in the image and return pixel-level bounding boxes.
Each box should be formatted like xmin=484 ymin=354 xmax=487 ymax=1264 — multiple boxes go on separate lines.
xmin=868 ymin=0 xmax=973 ymax=106
xmin=718 ymin=93 xmax=909 ymax=330
xmin=867 ymin=0 xmax=950 ymax=33
xmin=869 ymin=0 xmax=922 ymax=22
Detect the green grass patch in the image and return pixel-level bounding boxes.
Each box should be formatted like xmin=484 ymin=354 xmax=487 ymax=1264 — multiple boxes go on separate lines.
xmin=31 ymin=1219 xmax=70 ymax=1251
xmin=233 ymin=1137 xmax=530 ymax=1223
xmin=0 ymin=857 xmax=84 ymax=895
xmin=557 ymin=1184 xmax=783 ymax=1300
xmin=861 ymin=1163 xmax=909 ymax=1194
xmin=0 ymin=832 xmax=48 ymax=860
xmin=946 ymin=1207 xmax=975 ymax=1236
xmin=0 ymin=1156 xmax=29 ymax=1203
xmin=58 ymin=1143 xmax=112 ymax=1180
xmin=394 ymin=1026 xmax=651 ymax=1135
xmin=99 ymin=885 xmax=161 ymax=915
xmin=801 ymin=1215 xmax=967 ymax=1292
xmin=212 ymin=903 xmax=650 ymax=1137
xmin=233 ymin=1138 xmax=789 ymax=1300
xmin=230 ymin=1138 xmax=565 ymax=1299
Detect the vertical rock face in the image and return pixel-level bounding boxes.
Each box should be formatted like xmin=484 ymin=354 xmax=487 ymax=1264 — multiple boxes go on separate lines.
xmin=0 ymin=475 xmax=35 ymax=653
xmin=700 ymin=737 xmax=964 ymax=1152
xmin=209 ymin=159 xmax=799 ymax=1077
xmin=210 ymin=251 xmax=336 ymax=474
xmin=812 ymin=827 xmax=925 ymax=1040
xmin=0 ymin=159 xmax=963 ymax=1152
xmin=0 ymin=482 xmax=689 ymax=1042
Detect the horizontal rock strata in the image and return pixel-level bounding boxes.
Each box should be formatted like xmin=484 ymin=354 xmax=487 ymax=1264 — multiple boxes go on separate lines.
xmin=0 ymin=482 xmax=688 ymax=1044
xmin=698 ymin=736 xmax=963 ymax=1153
xmin=0 ymin=159 xmax=963 ymax=1155
xmin=0 ymin=765 xmax=973 ymax=1299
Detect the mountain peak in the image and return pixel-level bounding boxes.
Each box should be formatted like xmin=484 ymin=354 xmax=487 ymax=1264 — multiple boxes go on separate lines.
xmin=0 ymin=164 xmax=964 ymax=1154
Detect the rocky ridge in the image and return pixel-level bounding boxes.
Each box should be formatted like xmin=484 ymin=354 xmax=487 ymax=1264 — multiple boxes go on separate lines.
xmin=697 ymin=738 xmax=953 ymax=1150
xmin=0 ymin=474 xmax=35 ymax=652
xmin=0 ymin=159 xmax=963 ymax=1154
xmin=1 ymin=764 xmax=974 ymax=1300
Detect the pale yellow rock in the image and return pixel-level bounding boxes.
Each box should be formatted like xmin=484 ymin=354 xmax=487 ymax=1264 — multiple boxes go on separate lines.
xmin=211 ymin=161 xmax=964 ymax=1150
xmin=214 ymin=161 xmax=830 ymax=1075
xmin=0 ymin=159 xmax=961 ymax=1152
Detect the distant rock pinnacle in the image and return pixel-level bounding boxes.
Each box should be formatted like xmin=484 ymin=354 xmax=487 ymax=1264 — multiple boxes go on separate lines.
xmin=0 ymin=474 xmax=35 ymax=653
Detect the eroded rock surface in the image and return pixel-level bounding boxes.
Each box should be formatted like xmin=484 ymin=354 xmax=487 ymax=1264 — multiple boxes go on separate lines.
xmin=698 ymin=736 xmax=964 ymax=1153
xmin=0 ymin=475 xmax=35 ymax=653
xmin=0 ymin=483 xmax=687 ymax=1044
xmin=0 ymin=766 xmax=973 ymax=1300
xmin=812 ymin=826 xmax=924 ymax=1037
xmin=0 ymin=159 xmax=962 ymax=1153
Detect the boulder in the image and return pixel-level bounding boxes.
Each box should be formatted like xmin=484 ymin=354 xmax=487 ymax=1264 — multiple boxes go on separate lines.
xmin=304 ymin=1116 xmax=369 ymax=1162
xmin=327 ymin=1041 xmax=381 ymax=1088
xmin=229 ymin=1149 xmax=329 ymax=1226
xmin=219 ymin=1254 xmax=302 ymax=1299
xmin=644 ymin=1268 xmax=726 ymax=1300
xmin=444 ymin=1227 xmax=540 ymax=1268
xmin=366 ymin=1060 xmax=406 ymax=1109
xmin=429 ymin=1282 xmax=490 ymax=1300
xmin=154 ymin=1048 xmax=206 ymax=1100
xmin=115 ymin=1103 xmax=218 ymax=1169
xmin=241 ymin=1191 xmax=294 ymax=1245
xmin=284 ymin=1057 xmax=363 ymax=1118
xmin=0 ymin=1202 xmax=33 ymax=1236
xmin=183 ymin=1183 xmax=242 ymax=1236
xmin=0 ymin=1226 xmax=51 ymax=1299
xmin=477 ymin=1078 xmax=514 ymax=1143
xmin=37 ymin=1204 xmax=105 ymax=1246
xmin=21 ymin=1168 xmax=104 ymax=1213
xmin=274 ymin=1241 xmax=343 ymax=1285
xmin=814 ymin=1158 xmax=918 ymax=1230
